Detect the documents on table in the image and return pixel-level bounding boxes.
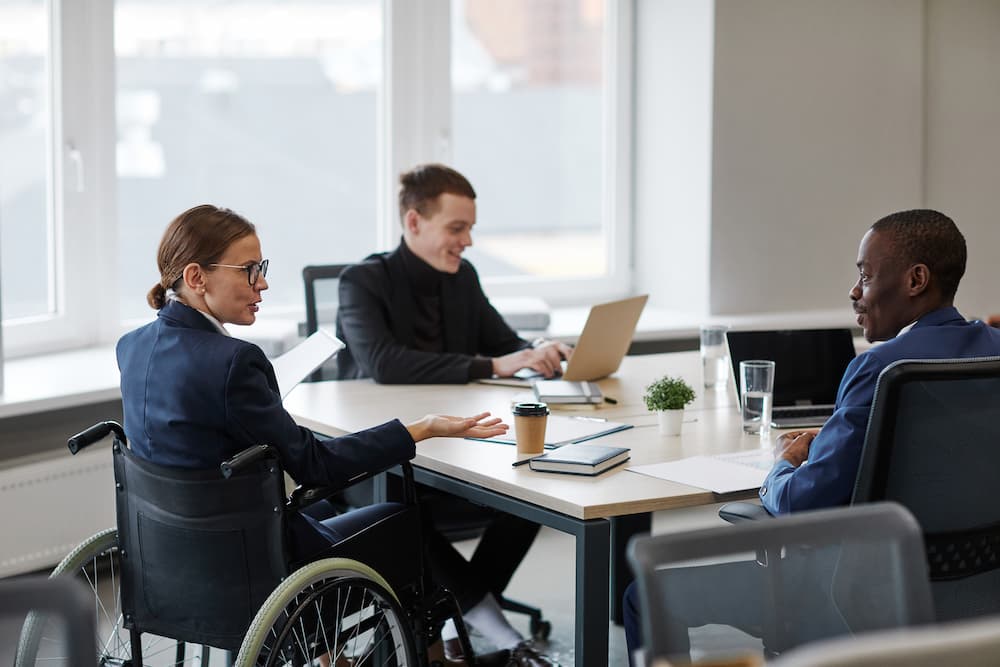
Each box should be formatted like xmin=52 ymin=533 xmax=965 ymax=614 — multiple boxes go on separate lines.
xmin=628 ymin=449 xmax=775 ymax=494
xmin=468 ymin=414 xmax=632 ymax=449
xmin=271 ymin=329 xmax=345 ymax=398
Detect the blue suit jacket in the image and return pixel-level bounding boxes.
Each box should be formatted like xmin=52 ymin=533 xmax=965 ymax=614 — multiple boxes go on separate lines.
xmin=116 ymin=299 xmax=415 ymax=488
xmin=760 ymin=307 xmax=1000 ymax=515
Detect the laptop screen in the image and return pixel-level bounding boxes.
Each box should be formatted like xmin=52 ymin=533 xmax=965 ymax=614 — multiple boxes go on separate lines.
xmin=726 ymin=328 xmax=857 ymax=407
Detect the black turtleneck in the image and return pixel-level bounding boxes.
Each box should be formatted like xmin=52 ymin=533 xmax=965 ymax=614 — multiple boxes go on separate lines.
xmin=397 ymin=239 xmax=494 ymax=378
xmin=398 ymin=239 xmax=446 ymax=353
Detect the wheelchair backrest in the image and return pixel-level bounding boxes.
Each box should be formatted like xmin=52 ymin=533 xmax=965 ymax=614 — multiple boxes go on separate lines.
xmin=113 ymin=440 xmax=288 ymax=650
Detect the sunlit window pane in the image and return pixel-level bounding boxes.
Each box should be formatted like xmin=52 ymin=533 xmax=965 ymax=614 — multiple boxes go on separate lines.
xmin=116 ymin=0 xmax=382 ymax=321
xmin=452 ymin=0 xmax=605 ymax=279
xmin=0 ymin=0 xmax=53 ymax=321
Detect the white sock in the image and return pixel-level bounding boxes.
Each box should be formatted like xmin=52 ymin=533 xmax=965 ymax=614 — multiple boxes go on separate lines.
xmin=462 ymin=593 xmax=523 ymax=649
xmin=441 ymin=618 xmax=458 ymax=641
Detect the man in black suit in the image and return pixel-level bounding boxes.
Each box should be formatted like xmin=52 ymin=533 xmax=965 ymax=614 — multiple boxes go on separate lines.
xmin=336 ymin=163 xmax=571 ymax=383
xmin=336 ymin=164 xmax=563 ymax=664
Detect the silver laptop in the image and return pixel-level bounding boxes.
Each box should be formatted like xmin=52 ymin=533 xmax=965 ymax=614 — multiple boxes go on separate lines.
xmin=488 ymin=295 xmax=649 ymax=385
xmin=726 ymin=328 xmax=856 ymax=428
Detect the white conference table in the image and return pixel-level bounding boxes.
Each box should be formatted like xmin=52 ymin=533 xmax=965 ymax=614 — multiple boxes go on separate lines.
xmin=285 ymin=351 xmax=775 ymax=666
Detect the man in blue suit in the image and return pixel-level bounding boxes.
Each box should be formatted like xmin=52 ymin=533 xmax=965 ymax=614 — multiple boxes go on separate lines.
xmin=623 ymin=209 xmax=1000 ymax=664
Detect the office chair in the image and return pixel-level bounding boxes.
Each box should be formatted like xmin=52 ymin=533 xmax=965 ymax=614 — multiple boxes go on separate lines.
xmin=769 ymin=614 xmax=1000 ymax=667
xmin=302 ymin=263 xmax=350 ymax=381
xmin=852 ymin=356 xmax=1000 ymax=623
xmin=628 ymin=502 xmax=934 ymax=665
xmin=3 ymin=577 xmax=96 ymax=667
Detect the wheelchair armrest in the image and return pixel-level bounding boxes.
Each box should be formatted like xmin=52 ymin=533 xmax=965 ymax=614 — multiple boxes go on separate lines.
xmin=220 ymin=444 xmax=277 ymax=478
xmin=719 ymin=501 xmax=773 ymax=524
xmin=287 ymin=461 xmax=418 ymax=510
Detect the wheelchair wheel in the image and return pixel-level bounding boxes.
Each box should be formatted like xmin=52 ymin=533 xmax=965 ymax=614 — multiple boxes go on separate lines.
xmin=237 ymin=558 xmax=417 ymax=667
xmin=15 ymin=527 xmax=196 ymax=667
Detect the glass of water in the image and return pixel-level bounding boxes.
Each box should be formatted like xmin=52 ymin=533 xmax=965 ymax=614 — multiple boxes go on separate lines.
xmin=700 ymin=324 xmax=730 ymax=390
xmin=740 ymin=360 xmax=775 ymax=438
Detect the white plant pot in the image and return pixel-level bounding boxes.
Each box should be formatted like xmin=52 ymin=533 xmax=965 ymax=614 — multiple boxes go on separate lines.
xmin=657 ymin=409 xmax=684 ymax=436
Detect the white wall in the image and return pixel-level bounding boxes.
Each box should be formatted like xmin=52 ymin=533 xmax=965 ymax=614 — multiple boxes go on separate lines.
xmin=924 ymin=0 xmax=1000 ymax=320
xmin=633 ymin=0 xmax=714 ymax=314
xmin=635 ymin=0 xmax=1000 ymax=321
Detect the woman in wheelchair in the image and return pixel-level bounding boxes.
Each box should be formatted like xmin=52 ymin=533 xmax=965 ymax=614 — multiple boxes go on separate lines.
xmin=109 ymin=204 xmax=553 ymax=666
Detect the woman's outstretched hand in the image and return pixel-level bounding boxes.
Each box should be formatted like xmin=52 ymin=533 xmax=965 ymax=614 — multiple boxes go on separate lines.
xmin=406 ymin=412 xmax=509 ymax=442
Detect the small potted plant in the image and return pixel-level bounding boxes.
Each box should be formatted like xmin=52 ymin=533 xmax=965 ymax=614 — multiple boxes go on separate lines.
xmin=644 ymin=375 xmax=696 ymax=436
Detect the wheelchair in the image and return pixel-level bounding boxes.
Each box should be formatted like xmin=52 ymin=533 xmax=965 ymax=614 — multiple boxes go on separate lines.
xmin=15 ymin=421 xmax=484 ymax=666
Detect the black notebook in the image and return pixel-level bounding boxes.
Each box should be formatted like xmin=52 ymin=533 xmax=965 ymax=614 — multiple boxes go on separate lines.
xmin=528 ymin=442 xmax=630 ymax=476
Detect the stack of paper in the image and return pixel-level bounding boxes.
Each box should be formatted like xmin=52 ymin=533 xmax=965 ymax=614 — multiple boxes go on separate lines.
xmin=628 ymin=450 xmax=774 ymax=494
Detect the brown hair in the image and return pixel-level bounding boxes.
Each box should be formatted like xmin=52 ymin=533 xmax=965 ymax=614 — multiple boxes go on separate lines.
xmin=147 ymin=204 xmax=256 ymax=309
xmin=398 ymin=163 xmax=476 ymax=223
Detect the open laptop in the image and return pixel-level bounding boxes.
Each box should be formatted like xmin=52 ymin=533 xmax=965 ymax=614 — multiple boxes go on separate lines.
xmin=484 ymin=294 xmax=649 ymax=386
xmin=726 ymin=328 xmax=857 ymax=428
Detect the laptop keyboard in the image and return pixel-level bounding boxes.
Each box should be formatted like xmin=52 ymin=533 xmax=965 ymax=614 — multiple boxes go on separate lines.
xmin=771 ymin=406 xmax=833 ymax=419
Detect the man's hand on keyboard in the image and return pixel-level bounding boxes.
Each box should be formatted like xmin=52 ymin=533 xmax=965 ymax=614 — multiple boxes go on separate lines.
xmin=776 ymin=429 xmax=819 ymax=467
xmin=492 ymin=340 xmax=572 ymax=378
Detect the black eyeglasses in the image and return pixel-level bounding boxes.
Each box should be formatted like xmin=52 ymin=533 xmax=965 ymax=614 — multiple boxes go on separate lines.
xmin=209 ymin=259 xmax=269 ymax=286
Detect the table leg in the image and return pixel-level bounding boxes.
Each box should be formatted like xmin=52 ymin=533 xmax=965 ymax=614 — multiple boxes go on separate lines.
xmin=576 ymin=519 xmax=611 ymax=667
xmin=610 ymin=512 xmax=652 ymax=624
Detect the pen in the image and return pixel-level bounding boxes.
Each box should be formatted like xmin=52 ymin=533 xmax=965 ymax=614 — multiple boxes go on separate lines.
xmin=512 ymin=456 xmax=541 ymax=468
xmin=604 ymin=396 xmax=618 ymax=405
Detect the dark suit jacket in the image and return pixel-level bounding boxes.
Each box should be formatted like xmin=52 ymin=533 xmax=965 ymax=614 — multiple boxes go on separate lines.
xmin=335 ymin=245 xmax=528 ymax=383
xmin=116 ymin=299 xmax=414 ymax=489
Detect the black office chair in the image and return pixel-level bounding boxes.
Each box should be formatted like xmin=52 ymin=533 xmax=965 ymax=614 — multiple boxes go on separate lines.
xmin=628 ymin=502 xmax=934 ymax=664
xmin=851 ymin=356 xmax=1000 ymax=622
xmin=3 ymin=577 xmax=96 ymax=667
xmin=15 ymin=421 xmax=478 ymax=667
xmin=302 ymin=263 xmax=350 ymax=381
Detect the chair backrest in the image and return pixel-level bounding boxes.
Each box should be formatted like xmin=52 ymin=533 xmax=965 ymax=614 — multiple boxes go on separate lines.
xmin=769 ymin=614 xmax=1000 ymax=667
xmin=2 ymin=576 xmax=96 ymax=667
xmin=302 ymin=263 xmax=350 ymax=381
xmin=113 ymin=439 xmax=288 ymax=650
xmin=852 ymin=357 xmax=1000 ymax=621
xmin=628 ymin=502 xmax=934 ymax=664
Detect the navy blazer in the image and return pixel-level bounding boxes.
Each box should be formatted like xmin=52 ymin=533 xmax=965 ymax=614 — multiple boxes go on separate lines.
xmin=335 ymin=242 xmax=528 ymax=383
xmin=117 ymin=299 xmax=415 ymax=488
xmin=760 ymin=307 xmax=1000 ymax=514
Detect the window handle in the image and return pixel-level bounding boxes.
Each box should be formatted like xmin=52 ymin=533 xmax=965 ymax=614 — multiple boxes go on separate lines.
xmin=67 ymin=143 xmax=85 ymax=193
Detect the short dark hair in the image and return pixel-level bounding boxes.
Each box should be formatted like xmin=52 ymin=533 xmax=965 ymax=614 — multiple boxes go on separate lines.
xmin=398 ymin=163 xmax=476 ymax=222
xmin=870 ymin=209 xmax=966 ymax=300
xmin=148 ymin=204 xmax=256 ymax=309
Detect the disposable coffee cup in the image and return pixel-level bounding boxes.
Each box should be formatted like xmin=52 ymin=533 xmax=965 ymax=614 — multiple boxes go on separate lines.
xmin=512 ymin=402 xmax=549 ymax=455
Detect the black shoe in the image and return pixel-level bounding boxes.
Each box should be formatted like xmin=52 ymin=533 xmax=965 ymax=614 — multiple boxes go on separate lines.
xmin=505 ymin=640 xmax=556 ymax=667
xmin=442 ymin=637 xmax=512 ymax=666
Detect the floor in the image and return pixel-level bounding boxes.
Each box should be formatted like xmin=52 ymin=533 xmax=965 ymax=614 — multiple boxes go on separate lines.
xmin=0 ymin=503 xmax=740 ymax=666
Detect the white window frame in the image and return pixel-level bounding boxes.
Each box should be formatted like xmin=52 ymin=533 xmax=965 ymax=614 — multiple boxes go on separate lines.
xmin=2 ymin=0 xmax=634 ymax=359
xmin=380 ymin=0 xmax=634 ymax=305
xmin=2 ymin=0 xmax=117 ymax=358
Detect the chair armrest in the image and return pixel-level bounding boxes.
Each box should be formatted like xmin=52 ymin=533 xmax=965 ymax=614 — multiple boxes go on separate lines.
xmin=288 ymin=461 xmax=418 ymax=510
xmin=718 ymin=501 xmax=773 ymax=523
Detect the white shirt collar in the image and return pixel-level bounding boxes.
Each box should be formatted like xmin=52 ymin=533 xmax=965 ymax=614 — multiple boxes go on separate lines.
xmin=167 ymin=288 xmax=230 ymax=337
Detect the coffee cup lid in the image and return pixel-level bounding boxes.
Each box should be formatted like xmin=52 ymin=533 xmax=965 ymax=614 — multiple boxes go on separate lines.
xmin=512 ymin=402 xmax=549 ymax=416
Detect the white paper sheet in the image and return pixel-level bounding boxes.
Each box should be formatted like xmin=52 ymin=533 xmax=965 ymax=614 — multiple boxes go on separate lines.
xmin=271 ymin=329 xmax=344 ymax=398
xmin=628 ymin=449 xmax=774 ymax=494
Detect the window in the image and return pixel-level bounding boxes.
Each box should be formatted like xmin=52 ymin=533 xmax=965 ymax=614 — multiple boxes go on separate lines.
xmin=0 ymin=0 xmax=53 ymax=321
xmin=115 ymin=0 xmax=382 ymax=321
xmin=452 ymin=0 xmax=607 ymax=280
